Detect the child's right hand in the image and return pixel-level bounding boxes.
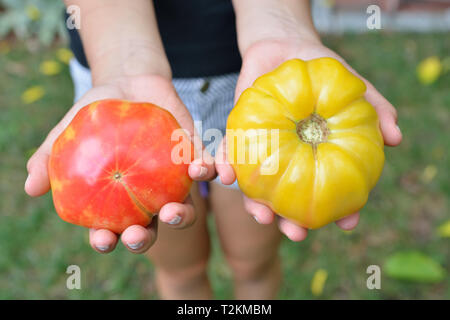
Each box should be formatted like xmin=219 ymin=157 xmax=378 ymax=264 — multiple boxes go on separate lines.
xmin=25 ymin=74 xmax=216 ymax=254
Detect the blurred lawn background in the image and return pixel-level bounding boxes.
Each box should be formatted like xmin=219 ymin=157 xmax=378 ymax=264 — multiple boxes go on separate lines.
xmin=0 ymin=31 xmax=448 ymax=299
xmin=0 ymin=0 xmax=450 ymax=299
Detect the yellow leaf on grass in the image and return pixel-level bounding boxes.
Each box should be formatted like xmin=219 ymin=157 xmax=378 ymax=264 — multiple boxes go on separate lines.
xmin=311 ymin=268 xmax=328 ymax=297
xmin=26 ymin=5 xmax=41 ymax=21
xmin=421 ymin=165 xmax=437 ymax=184
xmin=437 ymin=220 xmax=450 ymax=238
xmin=417 ymin=56 xmax=442 ymax=85
xmin=22 ymin=86 xmax=45 ymax=104
xmin=40 ymin=60 xmax=62 ymax=76
xmin=56 ymin=48 xmax=74 ymax=64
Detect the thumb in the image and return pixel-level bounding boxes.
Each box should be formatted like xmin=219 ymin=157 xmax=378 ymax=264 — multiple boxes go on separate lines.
xmin=25 ymin=126 xmax=63 ymax=197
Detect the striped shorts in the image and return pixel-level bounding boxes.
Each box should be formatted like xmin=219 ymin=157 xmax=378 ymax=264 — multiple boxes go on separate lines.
xmin=69 ymin=58 xmax=240 ymax=190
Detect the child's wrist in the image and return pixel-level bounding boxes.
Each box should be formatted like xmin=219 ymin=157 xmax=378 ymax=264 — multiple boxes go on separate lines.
xmin=234 ymin=0 xmax=321 ymax=56
xmin=90 ymin=42 xmax=172 ymax=86
xmin=237 ymin=18 xmax=321 ymax=56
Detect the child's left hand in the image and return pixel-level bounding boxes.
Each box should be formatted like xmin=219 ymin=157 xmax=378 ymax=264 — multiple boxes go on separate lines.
xmin=216 ymin=38 xmax=402 ymax=241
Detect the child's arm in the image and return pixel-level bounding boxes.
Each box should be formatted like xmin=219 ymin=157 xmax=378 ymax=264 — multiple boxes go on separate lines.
xmin=216 ymin=0 xmax=402 ymax=241
xmin=25 ymin=0 xmax=215 ymax=254
xmin=232 ymin=0 xmax=320 ymax=55
xmin=67 ymin=0 xmax=171 ymax=84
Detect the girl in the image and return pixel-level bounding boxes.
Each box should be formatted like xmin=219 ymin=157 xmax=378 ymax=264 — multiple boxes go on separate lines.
xmin=25 ymin=0 xmax=401 ymax=299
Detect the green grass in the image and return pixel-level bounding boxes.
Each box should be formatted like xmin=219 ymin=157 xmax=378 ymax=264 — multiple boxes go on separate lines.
xmin=0 ymin=32 xmax=448 ymax=299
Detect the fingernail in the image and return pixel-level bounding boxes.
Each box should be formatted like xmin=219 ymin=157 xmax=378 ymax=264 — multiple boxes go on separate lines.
xmin=253 ymin=215 xmax=260 ymax=223
xmin=396 ymin=124 xmax=401 ymax=134
xmin=127 ymin=241 xmax=144 ymax=250
xmin=96 ymin=245 xmax=110 ymax=252
xmin=24 ymin=175 xmax=30 ymax=188
xmin=198 ymin=166 xmax=207 ymax=178
xmin=168 ymin=215 xmax=182 ymax=225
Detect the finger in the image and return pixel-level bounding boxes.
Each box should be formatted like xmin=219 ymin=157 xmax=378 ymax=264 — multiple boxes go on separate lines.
xmin=188 ymin=156 xmax=216 ymax=181
xmin=158 ymin=197 xmax=196 ymax=229
xmin=243 ymin=196 xmax=275 ymax=224
xmin=234 ymin=55 xmax=275 ymax=103
xmin=332 ymin=56 xmax=402 ymax=147
xmin=278 ymin=218 xmax=308 ymax=242
xmin=25 ymin=90 xmax=127 ymax=197
xmin=25 ymin=121 xmax=68 ymax=197
xmin=335 ymin=212 xmax=360 ymax=231
xmin=121 ymin=219 xmax=158 ymax=254
xmin=215 ymin=137 xmax=236 ymax=185
xmin=89 ymin=228 xmax=118 ymax=254
xmin=181 ymin=118 xmax=216 ymax=181
xmin=25 ymin=125 xmax=63 ymax=196
xmin=235 ymin=71 xmax=256 ymax=104
xmin=25 ymin=148 xmax=51 ymax=197
xmin=364 ymin=83 xmax=402 ymax=147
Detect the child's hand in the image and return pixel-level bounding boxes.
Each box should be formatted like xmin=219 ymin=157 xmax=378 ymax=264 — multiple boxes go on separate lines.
xmin=25 ymin=74 xmax=216 ymax=253
xmin=216 ymin=39 xmax=402 ymax=241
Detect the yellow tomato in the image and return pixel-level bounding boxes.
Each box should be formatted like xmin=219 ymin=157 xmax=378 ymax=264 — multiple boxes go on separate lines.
xmin=226 ymin=58 xmax=384 ymax=229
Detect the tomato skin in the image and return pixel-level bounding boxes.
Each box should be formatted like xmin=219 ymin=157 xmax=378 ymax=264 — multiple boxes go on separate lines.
xmin=49 ymin=99 xmax=193 ymax=233
xmin=226 ymin=58 xmax=385 ymax=229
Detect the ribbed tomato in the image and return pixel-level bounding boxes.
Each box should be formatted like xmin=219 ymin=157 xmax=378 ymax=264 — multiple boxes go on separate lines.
xmin=227 ymin=58 xmax=385 ymax=229
xmin=48 ymin=99 xmax=193 ymax=233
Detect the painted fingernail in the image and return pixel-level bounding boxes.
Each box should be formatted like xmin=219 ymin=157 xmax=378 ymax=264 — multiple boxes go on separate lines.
xmin=24 ymin=175 xmax=30 ymax=188
xmin=127 ymin=241 xmax=144 ymax=250
xmin=198 ymin=166 xmax=207 ymax=178
xmin=96 ymin=245 xmax=110 ymax=252
xmin=168 ymin=215 xmax=182 ymax=225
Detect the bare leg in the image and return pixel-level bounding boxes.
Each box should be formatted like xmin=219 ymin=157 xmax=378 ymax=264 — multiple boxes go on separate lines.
xmin=209 ymin=183 xmax=282 ymax=299
xmin=146 ymin=182 xmax=212 ymax=299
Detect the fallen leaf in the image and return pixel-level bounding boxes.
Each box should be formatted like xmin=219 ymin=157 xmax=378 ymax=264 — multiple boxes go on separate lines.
xmin=26 ymin=5 xmax=41 ymax=21
xmin=417 ymin=56 xmax=442 ymax=85
xmin=437 ymin=220 xmax=450 ymax=238
xmin=22 ymin=86 xmax=45 ymax=104
xmin=421 ymin=165 xmax=438 ymax=184
xmin=56 ymin=48 xmax=74 ymax=64
xmin=40 ymin=60 xmax=62 ymax=76
xmin=385 ymin=251 xmax=446 ymax=284
xmin=311 ymin=268 xmax=328 ymax=297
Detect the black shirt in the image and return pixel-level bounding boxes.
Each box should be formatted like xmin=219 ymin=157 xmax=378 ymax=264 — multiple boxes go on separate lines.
xmin=66 ymin=0 xmax=242 ymax=78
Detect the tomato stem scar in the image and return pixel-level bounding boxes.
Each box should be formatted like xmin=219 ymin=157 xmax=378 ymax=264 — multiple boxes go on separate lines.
xmin=296 ymin=113 xmax=329 ymax=146
xmin=113 ymin=172 xmax=122 ymax=181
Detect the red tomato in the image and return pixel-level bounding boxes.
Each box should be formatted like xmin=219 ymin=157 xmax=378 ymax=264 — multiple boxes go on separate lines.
xmin=48 ymin=99 xmax=193 ymax=233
